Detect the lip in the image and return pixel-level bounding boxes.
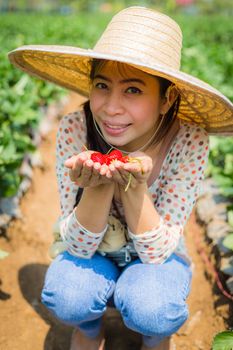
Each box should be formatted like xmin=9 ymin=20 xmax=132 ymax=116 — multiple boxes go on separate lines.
xmin=102 ymin=121 xmax=131 ymax=136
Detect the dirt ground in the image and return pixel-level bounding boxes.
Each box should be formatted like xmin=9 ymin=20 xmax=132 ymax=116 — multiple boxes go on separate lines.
xmin=0 ymin=93 xmax=232 ymax=350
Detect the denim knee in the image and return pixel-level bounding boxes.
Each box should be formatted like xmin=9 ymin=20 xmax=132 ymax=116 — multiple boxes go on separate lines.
xmin=115 ymin=286 xmax=188 ymax=338
xmin=114 ymin=256 xmax=191 ymax=338
xmin=41 ymin=252 xmax=119 ymax=327
xmin=42 ymin=281 xmax=114 ymax=327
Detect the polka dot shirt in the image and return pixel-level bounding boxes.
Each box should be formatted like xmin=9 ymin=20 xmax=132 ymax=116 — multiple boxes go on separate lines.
xmin=56 ymin=110 xmax=209 ymax=265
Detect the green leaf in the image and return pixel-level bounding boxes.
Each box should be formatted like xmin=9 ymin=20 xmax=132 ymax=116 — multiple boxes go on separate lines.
xmin=228 ymin=211 xmax=233 ymax=227
xmin=212 ymin=331 xmax=233 ymax=350
xmin=222 ymin=234 xmax=233 ymax=251
xmin=213 ymin=174 xmax=233 ymax=188
xmin=0 ymin=249 xmax=9 ymax=260
xmin=220 ymin=188 xmax=233 ymax=198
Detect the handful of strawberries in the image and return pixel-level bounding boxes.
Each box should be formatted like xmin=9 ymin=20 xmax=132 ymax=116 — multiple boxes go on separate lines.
xmin=90 ymin=149 xmax=145 ymax=191
xmin=65 ymin=147 xmax=146 ymax=191
xmin=90 ymin=149 xmax=129 ymax=165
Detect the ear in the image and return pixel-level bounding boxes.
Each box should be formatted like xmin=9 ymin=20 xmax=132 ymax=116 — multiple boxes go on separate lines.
xmin=160 ymin=85 xmax=179 ymax=115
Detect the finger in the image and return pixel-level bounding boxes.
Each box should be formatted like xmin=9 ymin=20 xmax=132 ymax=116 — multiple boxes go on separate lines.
xmin=68 ymin=159 xmax=82 ymax=182
xmin=64 ymin=156 xmax=75 ymax=169
xmin=79 ymin=152 xmax=90 ymax=162
xmin=140 ymin=157 xmax=153 ymax=173
xmin=99 ymin=164 xmax=109 ymax=176
xmin=93 ymin=162 xmax=102 ymax=171
xmin=85 ymin=159 xmax=94 ymax=167
xmin=65 ymin=154 xmax=83 ymax=169
xmin=105 ymin=169 xmax=113 ymax=179
xmin=81 ymin=161 xmax=93 ymax=183
xmin=122 ymin=171 xmax=138 ymax=189
xmin=111 ymin=167 xmax=125 ymax=184
xmin=99 ymin=164 xmax=114 ymax=180
xmin=91 ymin=160 xmax=112 ymax=184
xmin=108 ymin=161 xmax=127 ymax=184
xmin=91 ymin=164 xmax=101 ymax=182
xmin=64 ymin=151 xmax=87 ymax=169
xmin=124 ymin=158 xmax=152 ymax=178
xmin=71 ymin=156 xmax=85 ymax=179
xmin=118 ymin=167 xmax=136 ymax=187
xmin=123 ymin=161 xmax=141 ymax=173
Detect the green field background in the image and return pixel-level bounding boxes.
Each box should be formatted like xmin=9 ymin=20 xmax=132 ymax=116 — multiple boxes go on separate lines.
xmin=0 ymin=12 xmax=233 ymax=199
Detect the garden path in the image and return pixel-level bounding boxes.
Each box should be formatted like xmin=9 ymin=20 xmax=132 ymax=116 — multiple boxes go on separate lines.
xmin=0 ymin=93 xmax=231 ymax=350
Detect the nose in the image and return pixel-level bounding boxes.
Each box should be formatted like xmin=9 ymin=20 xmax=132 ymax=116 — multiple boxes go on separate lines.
xmin=103 ymin=89 xmax=124 ymax=116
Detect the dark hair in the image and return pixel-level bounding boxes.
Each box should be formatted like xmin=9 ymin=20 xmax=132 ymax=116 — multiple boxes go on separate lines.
xmin=74 ymin=59 xmax=181 ymax=206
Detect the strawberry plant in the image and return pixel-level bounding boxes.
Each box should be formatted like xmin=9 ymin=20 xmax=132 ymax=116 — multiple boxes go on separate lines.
xmin=1 ymin=12 xmax=232 ymax=199
xmin=212 ymin=331 xmax=233 ymax=350
xmin=0 ymin=11 xmax=112 ymax=199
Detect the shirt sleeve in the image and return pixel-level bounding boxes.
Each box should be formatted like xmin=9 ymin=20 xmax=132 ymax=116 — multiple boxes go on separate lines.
xmin=128 ymin=123 xmax=209 ymax=264
xmin=56 ymin=111 xmax=108 ymax=259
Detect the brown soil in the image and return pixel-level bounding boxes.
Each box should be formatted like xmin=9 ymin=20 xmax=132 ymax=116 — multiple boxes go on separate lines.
xmin=0 ymin=93 xmax=231 ymax=350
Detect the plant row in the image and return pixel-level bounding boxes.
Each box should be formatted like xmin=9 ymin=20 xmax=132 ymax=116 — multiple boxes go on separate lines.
xmin=0 ymin=12 xmax=232 ymax=205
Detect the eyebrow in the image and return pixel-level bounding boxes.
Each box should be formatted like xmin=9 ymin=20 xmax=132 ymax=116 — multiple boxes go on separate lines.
xmin=93 ymin=74 xmax=146 ymax=86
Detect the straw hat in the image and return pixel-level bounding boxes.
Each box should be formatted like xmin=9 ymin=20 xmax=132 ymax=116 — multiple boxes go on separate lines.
xmin=8 ymin=6 xmax=233 ymax=134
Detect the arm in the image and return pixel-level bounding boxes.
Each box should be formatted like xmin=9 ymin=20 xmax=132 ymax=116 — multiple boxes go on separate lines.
xmin=119 ymin=182 xmax=161 ymax=234
xmin=118 ymin=124 xmax=209 ymax=264
xmin=119 ymin=181 xmax=177 ymax=264
xmin=75 ymin=184 xmax=114 ymax=233
xmin=56 ymin=112 xmax=114 ymax=258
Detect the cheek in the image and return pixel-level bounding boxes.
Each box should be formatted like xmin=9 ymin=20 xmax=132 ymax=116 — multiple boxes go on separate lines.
xmin=132 ymin=102 xmax=159 ymax=126
xmin=89 ymin=91 xmax=100 ymax=115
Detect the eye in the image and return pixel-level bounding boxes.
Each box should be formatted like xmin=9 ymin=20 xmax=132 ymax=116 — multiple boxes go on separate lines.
xmin=94 ymin=82 xmax=108 ymax=90
xmin=126 ymin=86 xmax=142 ymax=94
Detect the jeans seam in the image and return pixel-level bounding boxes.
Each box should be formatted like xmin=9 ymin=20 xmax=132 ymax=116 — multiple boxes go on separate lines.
xmin=91 ymin=279 xmax=115 ymax=312
xmin=181 ymin=268 xmax=192 ymax=300
xmin=114 ymin=286 xmax=128 ymax=318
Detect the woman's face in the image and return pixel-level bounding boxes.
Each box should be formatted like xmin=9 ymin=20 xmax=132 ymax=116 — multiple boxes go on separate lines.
xmin=89 ymin=61 xmax=165 ymax=153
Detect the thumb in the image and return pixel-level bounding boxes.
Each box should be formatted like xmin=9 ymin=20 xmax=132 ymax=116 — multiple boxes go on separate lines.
xmin=64 ymin=156 xmax=75 ymax=168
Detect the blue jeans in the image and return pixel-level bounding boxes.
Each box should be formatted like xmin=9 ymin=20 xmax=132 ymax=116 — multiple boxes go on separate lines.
xmin=41 ymin=251 xmax=192 ymax=347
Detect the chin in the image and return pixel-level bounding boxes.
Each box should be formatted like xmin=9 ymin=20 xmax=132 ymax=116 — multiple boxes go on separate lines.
xmin=102 ymin=134 xmax=127 ymax=147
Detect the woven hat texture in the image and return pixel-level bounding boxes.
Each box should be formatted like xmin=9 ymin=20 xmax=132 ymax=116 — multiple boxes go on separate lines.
xmin=8 ymin=6 xmax=233 ymax=134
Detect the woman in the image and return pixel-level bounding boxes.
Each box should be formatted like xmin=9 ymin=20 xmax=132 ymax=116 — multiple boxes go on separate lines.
xmin=8 ymin=6 xmax=233 ymax=350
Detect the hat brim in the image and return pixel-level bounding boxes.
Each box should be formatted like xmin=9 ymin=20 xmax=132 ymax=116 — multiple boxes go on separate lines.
xmin=8 ymin=45 xmax=233 ymax=135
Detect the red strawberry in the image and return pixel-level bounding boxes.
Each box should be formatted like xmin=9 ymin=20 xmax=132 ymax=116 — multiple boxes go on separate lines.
xmin=90 ymin=152 xmax=105 ymax=164
xmin=105 ymin=150 xmax=123 ymax=165
xmin=102 ymin=154 xmax=110 ymax=164
xmin=90 ymin=150 xmax=130 ymax=166
xmin=104 ymin=155 xmax=112 ymax=165
xmin=109 ymin=150 xmax=123 ymax=159
xmin=120 ymin=156 xmax=129 ymax=163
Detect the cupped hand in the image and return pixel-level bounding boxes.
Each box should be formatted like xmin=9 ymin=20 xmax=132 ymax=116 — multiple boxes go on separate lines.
xmin=64 ymin=151 xmax=112 ymax=188
xmin=108 ymin=151 xmax=153 ymax=189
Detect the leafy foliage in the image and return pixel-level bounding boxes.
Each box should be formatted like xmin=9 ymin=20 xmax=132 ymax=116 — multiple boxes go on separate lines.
xmin=0 ymin=13 xmax=232 ymax=201
xmin=0 ymin=12 xmax=109 ymax=197
xmin=207 ymin=137 xmax=233 ymax=198
xmin=223 ymin=234 xmax=233 ymax=251
xmin=212 ymin=331 xmax=233 ymax=350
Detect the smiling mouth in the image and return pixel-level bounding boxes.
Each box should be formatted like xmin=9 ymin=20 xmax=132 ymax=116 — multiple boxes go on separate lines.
xmin=103 ymin=122 xmax=132 ymax=129
xmin=101 ymin=121 xmax=132 ymax=136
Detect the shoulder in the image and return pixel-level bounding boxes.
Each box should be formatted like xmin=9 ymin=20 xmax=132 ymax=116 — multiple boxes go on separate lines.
xmin=162 ymin=121 xmax=209 ymax=178
xmin=174 ymin=121 xmax=209 ymax=155
xmin=59 ymin=109 xmax=86 ymax=131
xmin=58 ymin=109 xmax=87 ymax=141
xmin=178 ymin=120 xmax=209 ymax=141
xmin=56 ymin=108 xmax=87 ymax=156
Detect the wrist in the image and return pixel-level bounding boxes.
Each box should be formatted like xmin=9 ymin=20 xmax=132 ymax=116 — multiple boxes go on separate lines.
xmin=75 ymin=183 xmax=115 ymax=233
xmin=85 ymin=182 xmax=115 ymax=194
